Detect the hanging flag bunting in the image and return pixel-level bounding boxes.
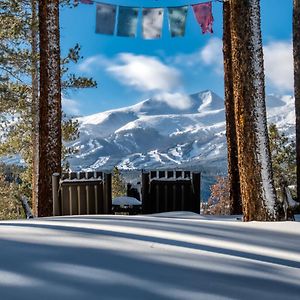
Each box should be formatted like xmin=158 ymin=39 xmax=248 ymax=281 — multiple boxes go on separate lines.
xmin=95 ymin=3 xmax=116 ymax=35
xmin=192 ymin=2 xmax=214 ymax=34
xmin=142 ymin=8 xmax=164 ymax=39
xmin=80 ymin=1 xmax=216 ymax=38
xmin=167 ymin=6 xmax=188 ymax=37
xmin=117 ymin=6 xmax=139 ymax=38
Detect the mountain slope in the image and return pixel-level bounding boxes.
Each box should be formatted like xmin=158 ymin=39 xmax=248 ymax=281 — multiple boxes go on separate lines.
xmin=67 ymin=91 xmax=295 ymax=172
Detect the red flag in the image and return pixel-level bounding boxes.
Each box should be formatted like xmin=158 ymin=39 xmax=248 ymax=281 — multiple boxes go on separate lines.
xmin=192 ymin=2 xmax=214 ymax=34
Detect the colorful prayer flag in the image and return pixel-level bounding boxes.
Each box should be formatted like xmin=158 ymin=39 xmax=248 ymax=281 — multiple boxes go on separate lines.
xmin=80 ymin=0 xmax=93 ymax=4
xmin=117 ymin=6 xmax=139 ymax=38
xmin=167 ymin=6 xmax=188 ymax=37
xmin=95 ymin=3 xmax=117 ymax=35
xmin=192 ymin=2 xmax=214 ymax=34
xmin=142 ymin=8 xmax=164 ymax=39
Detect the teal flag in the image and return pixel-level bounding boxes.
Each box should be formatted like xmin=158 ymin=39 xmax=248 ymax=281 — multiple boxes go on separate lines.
xmin=168 ymin=6 xmax=188 ymax=37
xmin=95 ymin=3 xmax=116 ymax=35
xmin=117 ymin=6 xmax=139 ymax=37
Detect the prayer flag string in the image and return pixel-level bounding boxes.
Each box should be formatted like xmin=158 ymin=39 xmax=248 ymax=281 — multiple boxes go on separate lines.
xmin=75 ymin=1 xmax=217 ymax=38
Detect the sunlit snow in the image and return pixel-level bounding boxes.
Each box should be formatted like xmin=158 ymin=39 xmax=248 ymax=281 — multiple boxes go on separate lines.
xmin=0 ymin=212 xmax=299 ymax=299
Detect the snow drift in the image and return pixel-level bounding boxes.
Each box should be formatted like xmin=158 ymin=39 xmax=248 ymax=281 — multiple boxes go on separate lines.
xmin=0 ymin=213 xmax=299 ymax=299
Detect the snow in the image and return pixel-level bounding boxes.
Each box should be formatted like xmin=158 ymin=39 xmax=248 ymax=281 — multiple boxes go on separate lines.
xmin=112 ymin=196 xmax=141 ymax=206
xmin=286 ymin=187 xmax=300 ymax=208
xmin=0 ymin=212 xmax=299 ymax=299
xmin=250 ymin=0 xmax=278 ymax=218
xmin=2 ymin=90 xmax=295 ymax=175
xmin=0 ymin=90 xmax=296 ymax=199
xmin=62 ymin=90 xmax=295 ymax=173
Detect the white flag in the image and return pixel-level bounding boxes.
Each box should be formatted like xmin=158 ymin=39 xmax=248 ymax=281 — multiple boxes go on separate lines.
xmin=142 ymin=8 xmax=164 ymax=39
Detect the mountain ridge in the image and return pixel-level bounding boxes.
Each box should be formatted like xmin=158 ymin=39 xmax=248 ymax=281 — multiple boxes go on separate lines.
xmin=67 ymin=90 xmax=295 ymax=173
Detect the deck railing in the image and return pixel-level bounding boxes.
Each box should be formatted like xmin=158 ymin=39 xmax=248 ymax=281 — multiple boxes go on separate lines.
xmin=52 ymin=171 xmax=112 ymax=216
xmin=142 ymin=170 xmax=201 ymax=214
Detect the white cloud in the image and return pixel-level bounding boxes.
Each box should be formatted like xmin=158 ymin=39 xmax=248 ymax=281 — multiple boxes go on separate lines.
xmin=154 ymin=92 xmax=192 ymax=110
xmin=171 ymin=51 xmax=202 ymax=67
xmin=171 ymin=38 xmax=293 ymax=93
xmin=264 ymin=41 xmax=293 ymax=92
xmin=77 ymin=53 xmax=192 ymax=110
xmin=107 ymin=53 xmax=181 ymax=92
xmin=78 ymin=55 xmax=111 ymax=73
xmin=62 ymin=98 xmax=81 ymax=115
xmin=171 ymin=37 xmax=223 ymax=74
xmin=200 ymin=37 xmax=223 ymax=70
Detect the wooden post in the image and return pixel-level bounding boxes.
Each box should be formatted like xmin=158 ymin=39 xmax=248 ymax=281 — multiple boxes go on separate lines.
xmin=142 ymin=172 xmax=150 ymax=214
xmin=192 ymin=172 xmax=201 ymax=214
xmin=52 ymin=173 xmax=61 ymax=216
xmin=104 ymin=173 xmax=112 ymax=214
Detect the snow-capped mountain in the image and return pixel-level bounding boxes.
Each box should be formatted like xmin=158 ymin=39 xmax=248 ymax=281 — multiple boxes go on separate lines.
xmin=67 ymin=90 xmax=295 ymax=174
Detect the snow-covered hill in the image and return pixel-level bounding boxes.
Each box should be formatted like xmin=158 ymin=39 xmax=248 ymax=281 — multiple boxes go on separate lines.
xmin=67 ymin=91 xmax=295 ymax=173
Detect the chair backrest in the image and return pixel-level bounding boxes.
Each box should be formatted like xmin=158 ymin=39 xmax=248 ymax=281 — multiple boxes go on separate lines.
xmin=52 ymin=171 xmax=112 ymax=216
xmin=142 ymin=170 xmax=201 ymax=214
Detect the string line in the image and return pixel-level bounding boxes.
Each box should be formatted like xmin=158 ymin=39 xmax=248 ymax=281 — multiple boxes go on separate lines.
xmin=77 ymin=0 xmax=224 ymax=9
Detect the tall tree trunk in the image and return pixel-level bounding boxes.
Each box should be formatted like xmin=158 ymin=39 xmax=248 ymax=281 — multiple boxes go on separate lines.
xmin=31 ymin=0 xmax=39 ymax=217
xmin=37 ymin=0 xmax=62 ymax=217
xmin=223 ymin=0 xmax=242 ymax=215
xmin=230 ymin=0 xmax=279 ymax=221
xmin=293 ymin=0 xmax=300 ymax=202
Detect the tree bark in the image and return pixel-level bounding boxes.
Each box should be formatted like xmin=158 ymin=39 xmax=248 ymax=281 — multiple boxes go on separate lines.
xmin=38 ymin=0 xmax=62 ymax=217
xmin=230 ymin=0 xmax=279 ymax=221
xmin=223 ymin=0 xmax=242 ymax=215
xmin=293 ymin=0 xmax=300 ymax=202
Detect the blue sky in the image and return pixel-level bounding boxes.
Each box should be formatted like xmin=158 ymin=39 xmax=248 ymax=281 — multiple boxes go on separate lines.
xmin=60 ymin=0 xmax=293 ymax=116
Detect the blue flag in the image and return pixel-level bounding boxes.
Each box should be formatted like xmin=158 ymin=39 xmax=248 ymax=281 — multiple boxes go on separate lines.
xmin=117 ymin=6 xmax=139 ymax=38
xmin=95 ymin=3 xmax=116 ymax=35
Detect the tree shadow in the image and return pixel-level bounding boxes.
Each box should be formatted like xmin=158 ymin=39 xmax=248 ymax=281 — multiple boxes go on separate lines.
xmin=0 ymin=216 xmax=300 ymax=299
xmin=0 ymin=237 xmax=299 ymax=300
xmin=38 ymin=214 xmax=300 ymax=254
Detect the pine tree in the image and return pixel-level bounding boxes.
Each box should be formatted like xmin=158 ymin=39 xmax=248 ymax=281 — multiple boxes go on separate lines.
xmin=269 ymin=124 xmax=296 ymax=197
xmin=112 ymin=167 xmax=126 ymax=199
xmin=0 ymin=0 xmax=96 ymax=218
xmin=230 ymin=0 xmax=279 ymax=221
xmin=222 ymin=0 xmax=242 ymax=215
xmin=293 ymin=0 xmax=300 ymax=201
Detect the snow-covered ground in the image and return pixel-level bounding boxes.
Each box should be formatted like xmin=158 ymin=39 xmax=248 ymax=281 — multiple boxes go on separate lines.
xmin=0 ymin=212 xmax=299 ymax=299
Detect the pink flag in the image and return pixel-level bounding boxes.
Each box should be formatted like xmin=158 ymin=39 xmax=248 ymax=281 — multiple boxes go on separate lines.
xmin=192 ymin=2 xmax=214 ymax=34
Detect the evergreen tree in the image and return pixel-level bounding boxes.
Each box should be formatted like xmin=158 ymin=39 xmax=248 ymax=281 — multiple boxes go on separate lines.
xmin=0 ymin=0 xmax=97 ymax=217
xmin=0 ymin=164 xmax=26 ymax=220
xmin=293 ymin=0 xmax=300 ymax=201
xmin=112 ymin=167 xmax=126 ymax=199
xmin=206 ymin=126 xmax=296 ymax=216
xmin=230 ymin=0 xmax=279 ymax=221
xmin=269 ymin=124 xmax=296 ymax=198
